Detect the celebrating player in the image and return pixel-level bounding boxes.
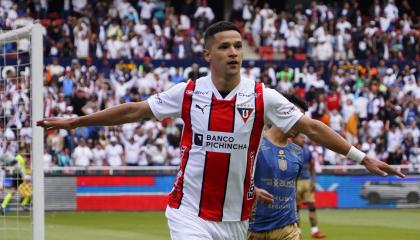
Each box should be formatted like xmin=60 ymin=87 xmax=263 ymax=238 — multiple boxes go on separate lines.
xmin=37 ymin=21 xmax=404 ymax=239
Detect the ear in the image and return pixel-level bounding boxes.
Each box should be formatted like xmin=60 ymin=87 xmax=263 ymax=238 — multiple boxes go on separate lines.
xmin=203 ymin=49 xmax=211 ymax=63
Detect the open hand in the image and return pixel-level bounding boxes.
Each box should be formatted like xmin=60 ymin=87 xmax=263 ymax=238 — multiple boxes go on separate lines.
xmin=255 ymin=187 xmax=274 ymax=205
xmin=362 ymin=156 xmax=405 ymax=178
xmin=36 ymin=117 xmax=76 ymax=130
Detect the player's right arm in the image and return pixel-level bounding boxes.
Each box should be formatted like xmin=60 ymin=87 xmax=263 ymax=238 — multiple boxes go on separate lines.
xmin=37 ymin=82 xmax=187 ymax=130
xmin=37 ymin=101 xmax=154 ymax=130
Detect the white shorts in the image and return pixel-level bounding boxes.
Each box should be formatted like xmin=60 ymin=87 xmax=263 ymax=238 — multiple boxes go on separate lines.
xmin=165 ymin=206 xmax=248 ymax=240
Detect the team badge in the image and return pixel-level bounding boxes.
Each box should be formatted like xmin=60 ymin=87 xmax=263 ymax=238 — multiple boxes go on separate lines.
xmin=278 ymin=158 xmax=287 ymax=171
xmin=277 ymin=150 xmax=287 ymax=170
xmin=237 ymin=108 xmax=254 ymax=123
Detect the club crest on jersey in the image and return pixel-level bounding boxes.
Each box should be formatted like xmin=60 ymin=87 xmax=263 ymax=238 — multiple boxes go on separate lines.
xmin=237 ymin=108 xmax=254 ymax=123
xmin=278 ymin=158 xmax=287 ymax=171
xmin=277 ymin=150 xmax=287 ymax=170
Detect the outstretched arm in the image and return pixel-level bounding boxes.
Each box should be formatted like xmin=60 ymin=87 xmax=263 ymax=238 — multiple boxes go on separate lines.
xmin=37 ymin=101 xmax=154 ymax=130
xmin=290 ymin=115 xmax=405 ymax=178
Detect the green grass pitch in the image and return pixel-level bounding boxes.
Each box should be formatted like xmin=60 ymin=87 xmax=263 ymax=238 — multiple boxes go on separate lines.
xmin=1 ymin=209 xmax=420 ymax=239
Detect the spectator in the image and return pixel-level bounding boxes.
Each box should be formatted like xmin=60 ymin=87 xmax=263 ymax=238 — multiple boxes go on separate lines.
xmin=138 ymin=0 xmax=155 ymax=23
xmin=72 ymin=139 xmax=92 ymax=167
xmin=330 ymin=109 xmax=344 ymax=133
xmin=171 ymin=68 xmax=185 ymax=84
xmin=193 ymin=0 xmax=214 ymax=23
xmin=105 ymin=136 xmax=124 ymax=166
xmin=368 ymin=114 xmax=384 ymax=139
xmin=57 ymin=147 xmax=71 ymax=167
xmin=119 ymin=131 xmax=144 ymax=166
xmin=91 ymin=142 xmax=106 ymax=166
xmin=145 ymin=138 xmax=167 ymax=166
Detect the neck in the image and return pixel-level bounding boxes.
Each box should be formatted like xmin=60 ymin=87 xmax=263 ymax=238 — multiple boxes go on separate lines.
xmin=264 ymin=128 xmax=288 ymax=147
xmin=210 ymin=68 xmax=240 ymax=92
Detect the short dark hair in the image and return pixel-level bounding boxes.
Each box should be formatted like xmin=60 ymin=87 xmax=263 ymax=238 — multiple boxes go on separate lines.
xmin=204 ymin=21 xmax=241 ymax=49
xmin=283 ymin=94 xmax=308 ymax=112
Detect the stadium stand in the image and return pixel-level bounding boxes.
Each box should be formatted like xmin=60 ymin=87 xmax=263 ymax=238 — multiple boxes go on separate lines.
xmin=0 ymin=0 xmax=418 ymax=168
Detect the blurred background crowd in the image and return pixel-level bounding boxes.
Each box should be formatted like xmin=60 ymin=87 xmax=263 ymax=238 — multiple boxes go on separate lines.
xmin=0 ymin=0 xmax=419 ymax=169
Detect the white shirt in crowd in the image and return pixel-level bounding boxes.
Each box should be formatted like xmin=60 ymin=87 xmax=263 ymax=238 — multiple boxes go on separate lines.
xmin=387 ymin=128 xmax=403 ymax=153
xmin=145 ymin=140 xmax=168 ymax=165
xmin=106 ymin=38 xmax=123 ymax=59
xmin=194 ymin=6 xmax=215 ymax=22
xmin=120 ymin=135 xmax=144 ymax=165
xmin=329 ymin=112 xmax=344 ymax=132
xmin=105 ymin=142 xmax=124 ymax=166
xmin=285 ymin=26 xmax=302 ymax=48
xmin=75 ymin=36 xmax=89 ymax=59
xmin=336 ymin=20 xmax=351 ymax=34
xmin=43 ymin=152 xmax=53 ymax=170
xmin=139 ymin=1 xmax=155 ymax=20
xmin=384 ymin=2 xmax=399 ymax=21
xmin=354 ymin=95 xmax=368 ymax=119
xmin=341 ymin=100 xmax=355 ymax=122
xmin=91 ymin=146 xmax=106 ymax=166
xmin=368 ymin=119 xmax=384 ymax=139
xmin=72 ymin=145 xmax=93 ymax=167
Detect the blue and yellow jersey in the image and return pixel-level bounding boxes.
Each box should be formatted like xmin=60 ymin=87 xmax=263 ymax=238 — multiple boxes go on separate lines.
xmin=249 ymin=137 xmax=303 ymax=232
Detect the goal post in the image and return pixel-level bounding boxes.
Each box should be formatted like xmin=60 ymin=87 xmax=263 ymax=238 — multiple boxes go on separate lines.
xmin=31 ymin=23 xmax=45 ymax=240
xmin=0 ymin=23 xmax=44 ymax=240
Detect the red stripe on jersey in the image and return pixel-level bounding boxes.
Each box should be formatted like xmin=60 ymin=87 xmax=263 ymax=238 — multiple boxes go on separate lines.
xmin=241 ymin=82 xmax=264 ymax=220
xmin=198 ymin=94 xmax=236 ymax=221
xmin=208 ymin=95 xmax=236 ymax=132
xmin=198 ymin=152 xmax=231 ymax=221
xmin=168 ymin=80 xmax=195 ymax=209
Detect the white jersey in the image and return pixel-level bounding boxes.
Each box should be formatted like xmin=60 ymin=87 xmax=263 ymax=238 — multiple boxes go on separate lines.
xmin=148 ymin=75 xmax=302 ymax=222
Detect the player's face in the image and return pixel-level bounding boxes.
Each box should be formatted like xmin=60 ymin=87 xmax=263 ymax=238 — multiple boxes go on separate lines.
xmin=293 ymin=133 xmax=306 ymax=147
xmin=204 ymin=30 xmax=243 ymax=78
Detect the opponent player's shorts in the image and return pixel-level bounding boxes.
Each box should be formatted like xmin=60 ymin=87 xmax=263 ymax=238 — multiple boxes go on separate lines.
xmin=247 ymin=222 xmax=302 ymax=240
xmin=166 ymin=206 xmax=248 ymax=240
xmin=18 ymin=182 xmax=32 ymax=197
xmin=296 ymin=179 xmax=314 ymax=203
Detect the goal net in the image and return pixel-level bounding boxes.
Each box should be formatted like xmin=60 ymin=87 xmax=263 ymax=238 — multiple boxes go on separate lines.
xmin=0 ymin=23 xmax=44 ymax=240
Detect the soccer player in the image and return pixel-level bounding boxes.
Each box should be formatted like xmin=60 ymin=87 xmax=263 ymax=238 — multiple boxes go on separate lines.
xmin=293 ymin=134 xmax=327 ymax=239
xmin=37 ymin=21 xmax=403 ymax=239
xmin=0 ymin=152 xmax=31 ymax=215
xmin=248 ymin=94 xmax=308 ymax=240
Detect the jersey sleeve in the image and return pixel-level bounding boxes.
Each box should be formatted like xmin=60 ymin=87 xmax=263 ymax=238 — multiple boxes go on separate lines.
xmin=263 ymin=87 xmax=303 ymax=133
xmin=147 ymin=82 xmax=187 ymax=120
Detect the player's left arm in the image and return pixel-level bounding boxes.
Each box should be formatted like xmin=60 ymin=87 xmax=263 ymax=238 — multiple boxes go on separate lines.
xmin=290 ymin=115 xmax=405 ymax=178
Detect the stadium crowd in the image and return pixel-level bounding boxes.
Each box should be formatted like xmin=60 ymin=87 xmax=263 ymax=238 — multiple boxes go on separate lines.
xmin=0 ymin=0 xmax=418 ymax=61
xmin=0 ymin=0 xmax=419 ymax=169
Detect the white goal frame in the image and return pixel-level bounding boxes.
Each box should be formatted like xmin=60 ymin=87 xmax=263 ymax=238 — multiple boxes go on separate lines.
xmin=0 ymin=23 xmax=45 ymax=240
